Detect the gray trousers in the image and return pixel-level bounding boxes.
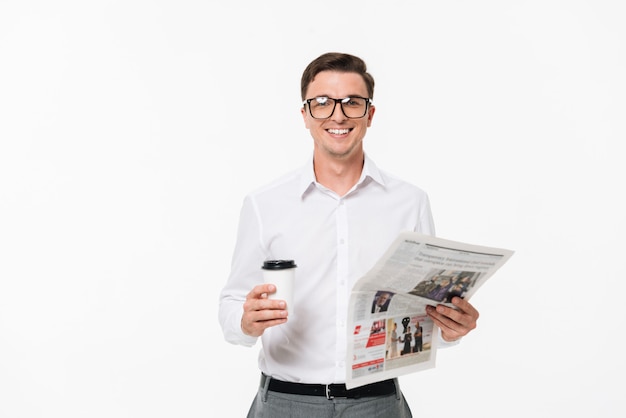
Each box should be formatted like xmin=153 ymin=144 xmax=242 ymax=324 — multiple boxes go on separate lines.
xmin=247 ymin=376 xmax=413 ymax=418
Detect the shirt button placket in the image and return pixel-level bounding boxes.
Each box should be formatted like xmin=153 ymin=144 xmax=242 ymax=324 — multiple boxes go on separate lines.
xmin=335 ymin=198 xmax=349 ymax=381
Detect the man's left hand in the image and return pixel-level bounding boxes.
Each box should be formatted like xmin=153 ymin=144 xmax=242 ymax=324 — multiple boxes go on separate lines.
xmin=426 ymin=297 xmax=479 ymax=342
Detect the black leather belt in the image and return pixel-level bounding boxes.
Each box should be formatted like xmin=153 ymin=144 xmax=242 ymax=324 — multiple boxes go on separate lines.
xmin=261 ymin=373 xmax=396 ymax=400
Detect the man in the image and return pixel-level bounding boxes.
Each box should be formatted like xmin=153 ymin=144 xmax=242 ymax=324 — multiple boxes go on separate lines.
xmin=371 ymin=291 xmax=392 ymax=313
xmin=413 ymin=322 xmax=423 ymax=353
xmin=218 ymin=52 xmax=479 ymax=417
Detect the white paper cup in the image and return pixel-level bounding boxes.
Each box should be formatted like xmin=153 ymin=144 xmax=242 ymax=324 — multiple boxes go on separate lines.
xmin=262 ymin=259 xmax=297 ymax=311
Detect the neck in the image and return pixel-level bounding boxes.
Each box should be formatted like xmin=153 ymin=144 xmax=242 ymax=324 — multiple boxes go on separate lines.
xmin=313 ymin=151 xmax=364 ymax=196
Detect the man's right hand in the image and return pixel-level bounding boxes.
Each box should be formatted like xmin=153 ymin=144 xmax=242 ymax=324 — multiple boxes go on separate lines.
xmin=241 ymin=283 xmax=288 ymax=337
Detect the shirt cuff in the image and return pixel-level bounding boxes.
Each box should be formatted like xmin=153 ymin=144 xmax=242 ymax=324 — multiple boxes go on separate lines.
xmin=224 ymin=309 xmax=259 ymax=347
xmin=437 ymin=327 xmax=461 ymax=348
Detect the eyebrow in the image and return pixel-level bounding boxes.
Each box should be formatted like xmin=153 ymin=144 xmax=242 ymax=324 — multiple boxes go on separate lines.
xmin=313 ymin=94 xmax=367 ymax=98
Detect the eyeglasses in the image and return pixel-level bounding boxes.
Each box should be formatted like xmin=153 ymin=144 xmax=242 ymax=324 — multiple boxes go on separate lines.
xmin=302 ymin=96 xmax=372 ymax=119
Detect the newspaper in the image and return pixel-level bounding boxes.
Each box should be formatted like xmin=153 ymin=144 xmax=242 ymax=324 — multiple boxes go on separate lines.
xmin=346 ymin=231 xmax=514 ymax=389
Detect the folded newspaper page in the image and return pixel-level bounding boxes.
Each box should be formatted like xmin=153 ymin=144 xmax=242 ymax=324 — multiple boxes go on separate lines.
xmin=346 ymin=231 xmax=514 ymax=389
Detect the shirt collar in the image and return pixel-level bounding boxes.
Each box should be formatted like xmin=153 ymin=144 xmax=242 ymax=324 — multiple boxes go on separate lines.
xmin=298 ymin=153 xmax=386 ymax=198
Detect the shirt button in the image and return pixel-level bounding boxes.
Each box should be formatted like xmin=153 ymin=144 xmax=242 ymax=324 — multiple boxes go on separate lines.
xmin=339 ymin=239 xmax=345 ymax=244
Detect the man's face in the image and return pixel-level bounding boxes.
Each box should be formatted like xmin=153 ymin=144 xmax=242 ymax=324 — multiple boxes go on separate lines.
xmin=377 ymin=293 xmax=389 ymax=306
xmin=301 ymin=71 xmax=375 ymax=161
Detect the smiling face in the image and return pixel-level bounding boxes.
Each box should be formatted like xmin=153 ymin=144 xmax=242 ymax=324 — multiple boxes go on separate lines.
xmin=301 ymin=71 xmax=375 ymax=163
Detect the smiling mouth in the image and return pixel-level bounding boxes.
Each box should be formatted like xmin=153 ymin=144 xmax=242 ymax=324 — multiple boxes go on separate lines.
xmin=327 ymin=128 xmax=351 ymax=135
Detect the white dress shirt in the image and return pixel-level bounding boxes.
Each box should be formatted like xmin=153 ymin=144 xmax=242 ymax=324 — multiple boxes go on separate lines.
xmin=218 ymin=154 xmax=437 ymax=384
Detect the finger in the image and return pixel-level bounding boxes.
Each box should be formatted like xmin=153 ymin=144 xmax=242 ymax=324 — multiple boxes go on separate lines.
xmin=246 ymin=283 xmax=277 ymax=300
xmin=426 ymin=304 xmax=476 ymax=338
xmin=450 ymin=297 xmax=479 ymax=320
xmin=241 ymin=302 xmax=288 ymax=337
xmin=427 ymin=314 xmax=461 ymax=341
xmin=243 ymin=296 xmax=286 ymax=315
xmin=429 ymin=305 xmax=464 ymax=329
xmin=244 ymin=305 xmax=287 ymax=324
xmin=430 ymin=299 xmax=478 ymax=329
xmin=427 ymin=312 xmax=465 ymax=341
xmin=433 ymin=304 xmax=463 ymax=323
xmin=441 ymin=304 xmax=477 ymax=330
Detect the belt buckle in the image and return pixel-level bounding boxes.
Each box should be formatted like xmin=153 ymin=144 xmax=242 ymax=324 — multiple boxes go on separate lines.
xmin=325 ymin=384 xmax=333 ymax=400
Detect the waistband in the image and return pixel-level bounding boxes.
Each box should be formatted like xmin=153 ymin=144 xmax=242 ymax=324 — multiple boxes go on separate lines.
xmin=260 ymin=373 xmax=397 ymax=400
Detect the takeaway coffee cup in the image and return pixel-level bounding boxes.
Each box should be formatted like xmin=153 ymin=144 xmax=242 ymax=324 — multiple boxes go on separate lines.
xmin=262 ymin=259 xmax=297 ymax=311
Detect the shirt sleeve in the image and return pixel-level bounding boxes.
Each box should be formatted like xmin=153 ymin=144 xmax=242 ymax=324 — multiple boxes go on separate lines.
xmin=418 ymin=192 xmax=436 ymax=236
xmin=218 ymin=195 xmax=265 ymax=347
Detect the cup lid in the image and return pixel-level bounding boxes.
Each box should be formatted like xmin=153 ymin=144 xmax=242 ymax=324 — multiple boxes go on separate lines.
xmin=262 ymin=259 xmax=297 ymax=270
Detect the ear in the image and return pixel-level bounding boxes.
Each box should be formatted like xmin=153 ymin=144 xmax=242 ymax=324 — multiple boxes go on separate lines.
xmin=301 ymin=106 xmax=310 ymax=129
xmin=366 ymin=105 xmax=375 ymax=127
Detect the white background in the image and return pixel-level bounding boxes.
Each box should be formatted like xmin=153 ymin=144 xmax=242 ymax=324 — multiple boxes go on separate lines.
xmin=1 ymin=1 xmax=624 ymax=417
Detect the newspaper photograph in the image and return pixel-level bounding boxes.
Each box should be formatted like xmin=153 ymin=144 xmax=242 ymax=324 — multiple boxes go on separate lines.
xmin=346 ymin=231 xmax=514 ymax=389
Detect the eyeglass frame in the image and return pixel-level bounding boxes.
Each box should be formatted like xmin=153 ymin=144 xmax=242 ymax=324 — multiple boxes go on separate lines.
xmin=302 ymin=96 xmax=373 ymax=119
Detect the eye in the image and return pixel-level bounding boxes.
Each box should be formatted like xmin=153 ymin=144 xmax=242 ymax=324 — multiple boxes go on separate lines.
xmin=343 ymin=97 xmax=365 ymax=107
xmin=313 ymin=97 xmax=331 ymax=107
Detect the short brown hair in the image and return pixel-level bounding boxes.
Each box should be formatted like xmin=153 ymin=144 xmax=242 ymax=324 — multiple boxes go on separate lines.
xmin=300 ymin=52 xmax=375 ymax=101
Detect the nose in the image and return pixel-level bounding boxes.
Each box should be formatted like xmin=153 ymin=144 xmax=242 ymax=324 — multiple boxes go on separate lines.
xmin=329 ymin=101 xmax=347 ymax=122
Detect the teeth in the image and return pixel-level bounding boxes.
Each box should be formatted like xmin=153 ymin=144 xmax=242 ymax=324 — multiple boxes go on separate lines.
xmin=328 ymin=129 xmax=350 ymax=134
